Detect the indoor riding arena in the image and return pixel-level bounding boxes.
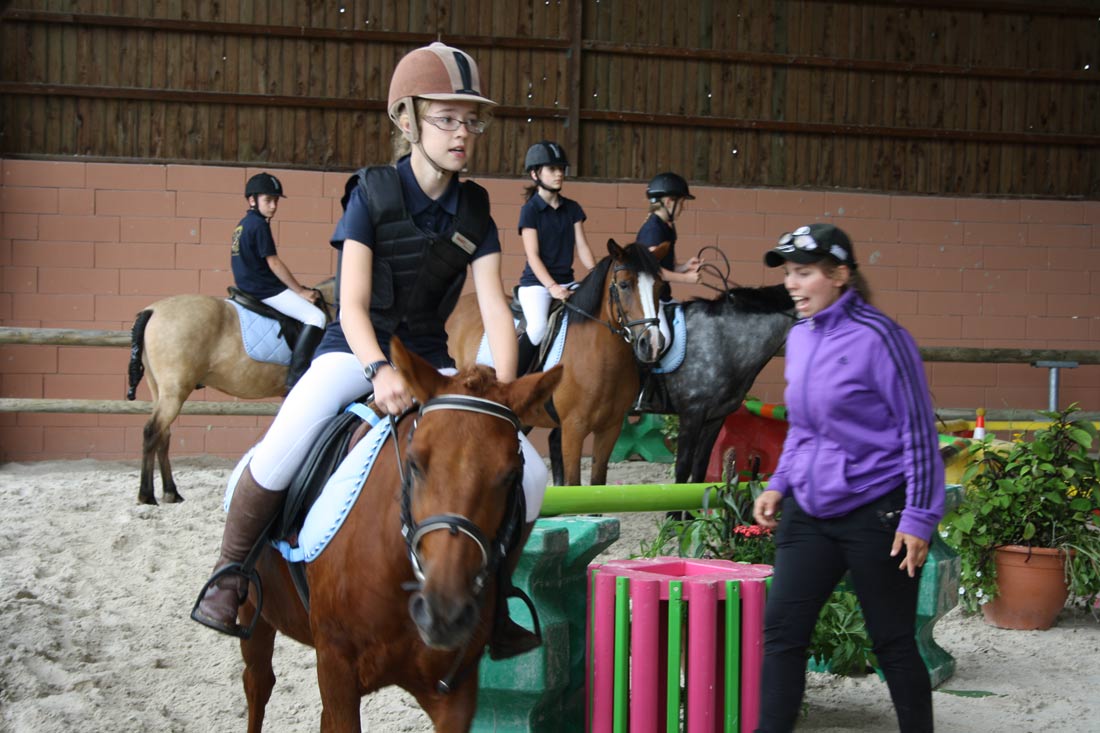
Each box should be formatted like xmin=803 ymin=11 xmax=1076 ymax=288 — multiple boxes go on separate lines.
xmin=1 ymin=2 xmax=1098 ymax=731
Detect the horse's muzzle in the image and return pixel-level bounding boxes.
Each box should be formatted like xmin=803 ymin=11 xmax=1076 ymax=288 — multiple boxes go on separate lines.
xmin=633 ymin=325 xmax=665 ymax=364
xmin=408 ymin=591 xmax=479 ymax=650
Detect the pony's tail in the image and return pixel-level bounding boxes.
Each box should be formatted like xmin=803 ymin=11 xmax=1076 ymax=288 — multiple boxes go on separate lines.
xmin=127 ymin=310 xmax=153 ymax=400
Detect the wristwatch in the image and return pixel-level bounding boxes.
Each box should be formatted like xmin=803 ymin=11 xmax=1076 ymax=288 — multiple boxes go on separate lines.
xmin=363 ymin=360 xmax=391 ymax=381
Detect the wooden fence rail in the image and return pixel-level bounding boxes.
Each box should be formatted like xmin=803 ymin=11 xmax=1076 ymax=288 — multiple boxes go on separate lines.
xmin=1 ymin=326 xmax=1098 ymax=416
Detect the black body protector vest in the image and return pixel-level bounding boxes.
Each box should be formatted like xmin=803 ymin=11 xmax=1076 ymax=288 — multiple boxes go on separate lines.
xmin=338 ymin=166 xmax=491 ymax=337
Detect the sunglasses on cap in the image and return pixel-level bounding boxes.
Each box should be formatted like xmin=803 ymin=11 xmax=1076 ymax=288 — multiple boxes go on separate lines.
xmin=771 ymin=225 xmax=854 ymax=265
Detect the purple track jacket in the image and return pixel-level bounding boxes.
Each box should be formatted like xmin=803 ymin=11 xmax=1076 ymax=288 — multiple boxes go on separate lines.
xmin=766 ymin=289 xmax=945 ymax=541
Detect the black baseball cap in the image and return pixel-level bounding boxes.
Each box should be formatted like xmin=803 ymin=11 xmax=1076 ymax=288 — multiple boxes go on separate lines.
xmin=764 ymin=223 xmax=857 ymax=269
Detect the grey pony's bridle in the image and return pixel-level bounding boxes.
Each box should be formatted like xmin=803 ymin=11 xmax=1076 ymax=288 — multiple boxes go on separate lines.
xmin=395 ymin=395 xmax=523 ymax=601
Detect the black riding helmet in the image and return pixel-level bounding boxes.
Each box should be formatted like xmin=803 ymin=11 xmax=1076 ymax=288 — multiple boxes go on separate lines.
xmin=646 ymin=172 xmax=694 ymax=203
xmin=244 ymin=172 xmax=286 ymax=199
xmin=524 ymin=141 xmax=570 ymax=174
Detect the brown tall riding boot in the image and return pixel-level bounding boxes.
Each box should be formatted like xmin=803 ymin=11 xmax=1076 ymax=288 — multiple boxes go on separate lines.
xmin=190 ymin=466 xmax=284 ymax=637
xmin=488 ymin=521 xmax=542 ymax=661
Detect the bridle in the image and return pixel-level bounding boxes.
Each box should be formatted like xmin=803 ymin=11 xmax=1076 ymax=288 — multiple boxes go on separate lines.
xmin=395 ymin=395 xmax=523 ymax=597
xmin=390 ymin=394 xmax=527 ymax=692
xmin=562 ymin=262 xmax=660 ymax=346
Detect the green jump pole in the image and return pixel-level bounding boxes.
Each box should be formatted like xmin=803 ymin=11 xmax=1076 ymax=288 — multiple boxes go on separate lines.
xmin=540 ymin=483 xmax=720 ymax=516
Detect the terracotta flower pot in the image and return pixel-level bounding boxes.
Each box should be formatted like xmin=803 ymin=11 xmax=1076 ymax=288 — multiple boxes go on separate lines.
xmin=981 ymin=545 xmax=1071 ymax=630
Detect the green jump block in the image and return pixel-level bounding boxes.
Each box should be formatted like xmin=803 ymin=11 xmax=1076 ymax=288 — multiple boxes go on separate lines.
xmin=610 ymin=414 xmax=674 ymax=463
xmin=473 ymin=516 xmax=621 ymax=733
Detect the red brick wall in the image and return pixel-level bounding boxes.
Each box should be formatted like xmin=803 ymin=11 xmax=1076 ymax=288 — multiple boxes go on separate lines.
xmin=2 ymin=159 xmax=1098 ymax=462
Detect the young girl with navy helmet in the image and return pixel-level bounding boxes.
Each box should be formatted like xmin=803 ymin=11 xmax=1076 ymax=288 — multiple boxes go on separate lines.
xmin=632 ymin=171 xmax=703 ymax=410
xmin=514 ymin=140 xmax=595 ymax=372
xmin=194 ymin=43 xmax=546 ymax=659
xmin=231 ymin=172 xmax=327 ymax=389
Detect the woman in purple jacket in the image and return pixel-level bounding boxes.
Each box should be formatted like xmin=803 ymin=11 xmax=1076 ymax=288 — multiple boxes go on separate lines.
xmin=753 ymin=223 xmax=944 ymax=732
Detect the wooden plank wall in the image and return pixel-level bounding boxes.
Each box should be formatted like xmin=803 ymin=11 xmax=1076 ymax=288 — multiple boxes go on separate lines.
xmin=1 ymin=0 xmax=1098 ymax=197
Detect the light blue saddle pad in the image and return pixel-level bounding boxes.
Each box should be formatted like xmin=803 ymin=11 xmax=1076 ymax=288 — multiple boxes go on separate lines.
xmin=477 ymin=313 xmax=569 ymax=371
xmin=653 ymin=304 xmax=686 ymax=374
xmin=229 ymin=300 xmax=291 ymax=365
xmin=224 ymin=404 xmax=387 ymax=564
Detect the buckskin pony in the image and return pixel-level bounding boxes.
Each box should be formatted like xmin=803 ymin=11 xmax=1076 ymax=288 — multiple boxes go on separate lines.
xmin=447 ymin=239 xmax=667 ymax=486
xmin=126 ymin=280 xmax=335 ymax=505
xmin=232 ymin=338 xmax=562 ymax=732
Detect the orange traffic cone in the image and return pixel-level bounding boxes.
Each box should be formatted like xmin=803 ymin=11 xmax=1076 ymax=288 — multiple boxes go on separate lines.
xmin=972 ymin=407 xmax=986 ymax=441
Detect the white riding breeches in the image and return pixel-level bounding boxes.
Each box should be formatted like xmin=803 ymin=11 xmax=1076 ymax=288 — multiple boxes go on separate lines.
xmin=247 ymin=351 xmax=547 ymax=523
xmin=517 ymin=282 xmax=575 ymax=345
xmin=262 ymin=288 xmax=327 ymax=328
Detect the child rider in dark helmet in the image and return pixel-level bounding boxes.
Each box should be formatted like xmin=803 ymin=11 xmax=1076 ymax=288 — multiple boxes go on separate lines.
xmin=514 ymin=140 xmax=595 ymax=374
xmin=232 ymin=172 xmax=327 ymax=389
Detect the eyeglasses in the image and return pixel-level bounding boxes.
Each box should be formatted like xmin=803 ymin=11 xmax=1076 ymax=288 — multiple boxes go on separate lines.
xmin=777 ymin=226 xmax=821 ymax=252
xmin=422 ymin=115 xmax=487 ymax=135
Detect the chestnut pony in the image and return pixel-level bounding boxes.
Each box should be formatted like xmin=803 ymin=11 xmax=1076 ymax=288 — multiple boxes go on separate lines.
xmin=448 ymin=239 xmax=667 ymax=486
xmin=126 ymin=280 xmax=334 ymax=505
xmin=235 ymin=338 xmax=562 ymax=732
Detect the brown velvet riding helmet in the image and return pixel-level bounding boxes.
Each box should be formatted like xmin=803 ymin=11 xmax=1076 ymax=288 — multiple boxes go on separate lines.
xmin=387 ymin=42 xmax=497 ymax=144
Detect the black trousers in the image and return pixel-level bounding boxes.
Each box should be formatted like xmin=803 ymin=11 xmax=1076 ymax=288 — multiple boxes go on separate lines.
xmin=756 ymin=487 xmax=933 ymax=732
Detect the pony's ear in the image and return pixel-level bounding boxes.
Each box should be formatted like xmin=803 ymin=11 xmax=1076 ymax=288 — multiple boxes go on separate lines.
xmin=649 ymin=240 xmax=671 ymax=263
xmin=504 ymin=365 xmax=564 ymax=426
xmin=606 ymin=238 xmax=624 ymax=258
xmin=390 ymin=337 xmax=448 ymax=403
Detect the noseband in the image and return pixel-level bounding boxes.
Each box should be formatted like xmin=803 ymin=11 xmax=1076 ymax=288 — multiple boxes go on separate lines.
xmin=396 ymin=395 xmax=524 ymax=600
xmin=564 ymin=263 xmax=661 ymax=345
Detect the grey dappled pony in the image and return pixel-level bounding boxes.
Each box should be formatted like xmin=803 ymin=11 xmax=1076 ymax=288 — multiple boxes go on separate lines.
xmin=660 ymin=284 xmax=795 ymax=483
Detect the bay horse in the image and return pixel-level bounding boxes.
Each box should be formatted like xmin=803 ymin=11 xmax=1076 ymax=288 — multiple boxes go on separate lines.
xmin=236 ymin=338 xmax=563 ymax=732
xmin=658 ymin=284 xmax=795 ymax=482
xmin=447 ymin=239 xmax=668 ymax=487
xmin=127 ymin=280 xmax=335 ymax=505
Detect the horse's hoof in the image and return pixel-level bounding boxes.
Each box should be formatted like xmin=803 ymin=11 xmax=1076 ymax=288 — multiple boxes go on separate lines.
xmin=162 ymin=492 xmax=184 ymax=504
xmin=137 ymin=495 xmax=158 ymax=506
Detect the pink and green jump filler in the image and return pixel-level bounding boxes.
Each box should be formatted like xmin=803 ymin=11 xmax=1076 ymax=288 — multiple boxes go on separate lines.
xmin=587 ymin=557 xmax=772 ymax=733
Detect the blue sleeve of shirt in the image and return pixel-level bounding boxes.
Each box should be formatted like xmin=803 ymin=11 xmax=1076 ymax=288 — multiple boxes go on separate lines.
xmin=248 ymin=219 xmax=278 ymax=258
xmin=636 ymin=215 xmax=665 ymax=246
xmin=517 ymin=198 xmax=537 ymax=234
xmin=568 ymin=199 xmax=587 ymax=224
xmin=473 ymin=217 xmax=501 ymax=260
xmin=330 ymin=185 xmax=375 ymax=250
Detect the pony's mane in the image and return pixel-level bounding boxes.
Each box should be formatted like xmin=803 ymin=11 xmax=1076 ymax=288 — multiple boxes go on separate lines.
xmin=693 ymin=283 xmax=794 ymax=316
xmin=569 ymin=243 xmax=662 ymax=317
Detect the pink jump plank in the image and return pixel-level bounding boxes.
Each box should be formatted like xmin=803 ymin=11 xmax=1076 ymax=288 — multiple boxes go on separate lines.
xmin=739 ymin=580 xmax=766 ymax=733
xmin=686 ymin=580 xmax=717 ymax=733
xmin=591 ymin=570 xmax=617 ymax=733
xmin=630 ymin=578 xmax=661 ymax=733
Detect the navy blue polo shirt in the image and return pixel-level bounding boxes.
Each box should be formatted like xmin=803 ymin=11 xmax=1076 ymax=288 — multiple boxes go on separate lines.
xmin=316 ymin=156 xmax=502 ymax=368
xmin=636 ymin=213 xmax=678 ymax=301
xmin=517 ymin=195 xmax=587 ymax=286
xmin=230 ymin=208 xmax=285 ymax=298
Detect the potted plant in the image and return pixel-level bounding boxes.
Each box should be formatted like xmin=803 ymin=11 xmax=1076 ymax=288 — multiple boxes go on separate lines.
xmin=943 ymin=404 xmax=1100 ymax=629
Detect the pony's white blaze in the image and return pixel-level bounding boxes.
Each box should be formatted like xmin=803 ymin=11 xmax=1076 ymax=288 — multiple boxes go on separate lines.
xmin=636 ymin=272 xmax=664 ymax=360
xmin=638 ymin=272 xmax=659 ymax=319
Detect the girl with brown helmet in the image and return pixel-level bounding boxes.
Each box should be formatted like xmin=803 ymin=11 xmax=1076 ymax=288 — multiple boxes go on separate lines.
xmin=514 ymin=140 xmax=596 ymax=373
xmin=193 ymin=43 xmax=544 ymax=659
